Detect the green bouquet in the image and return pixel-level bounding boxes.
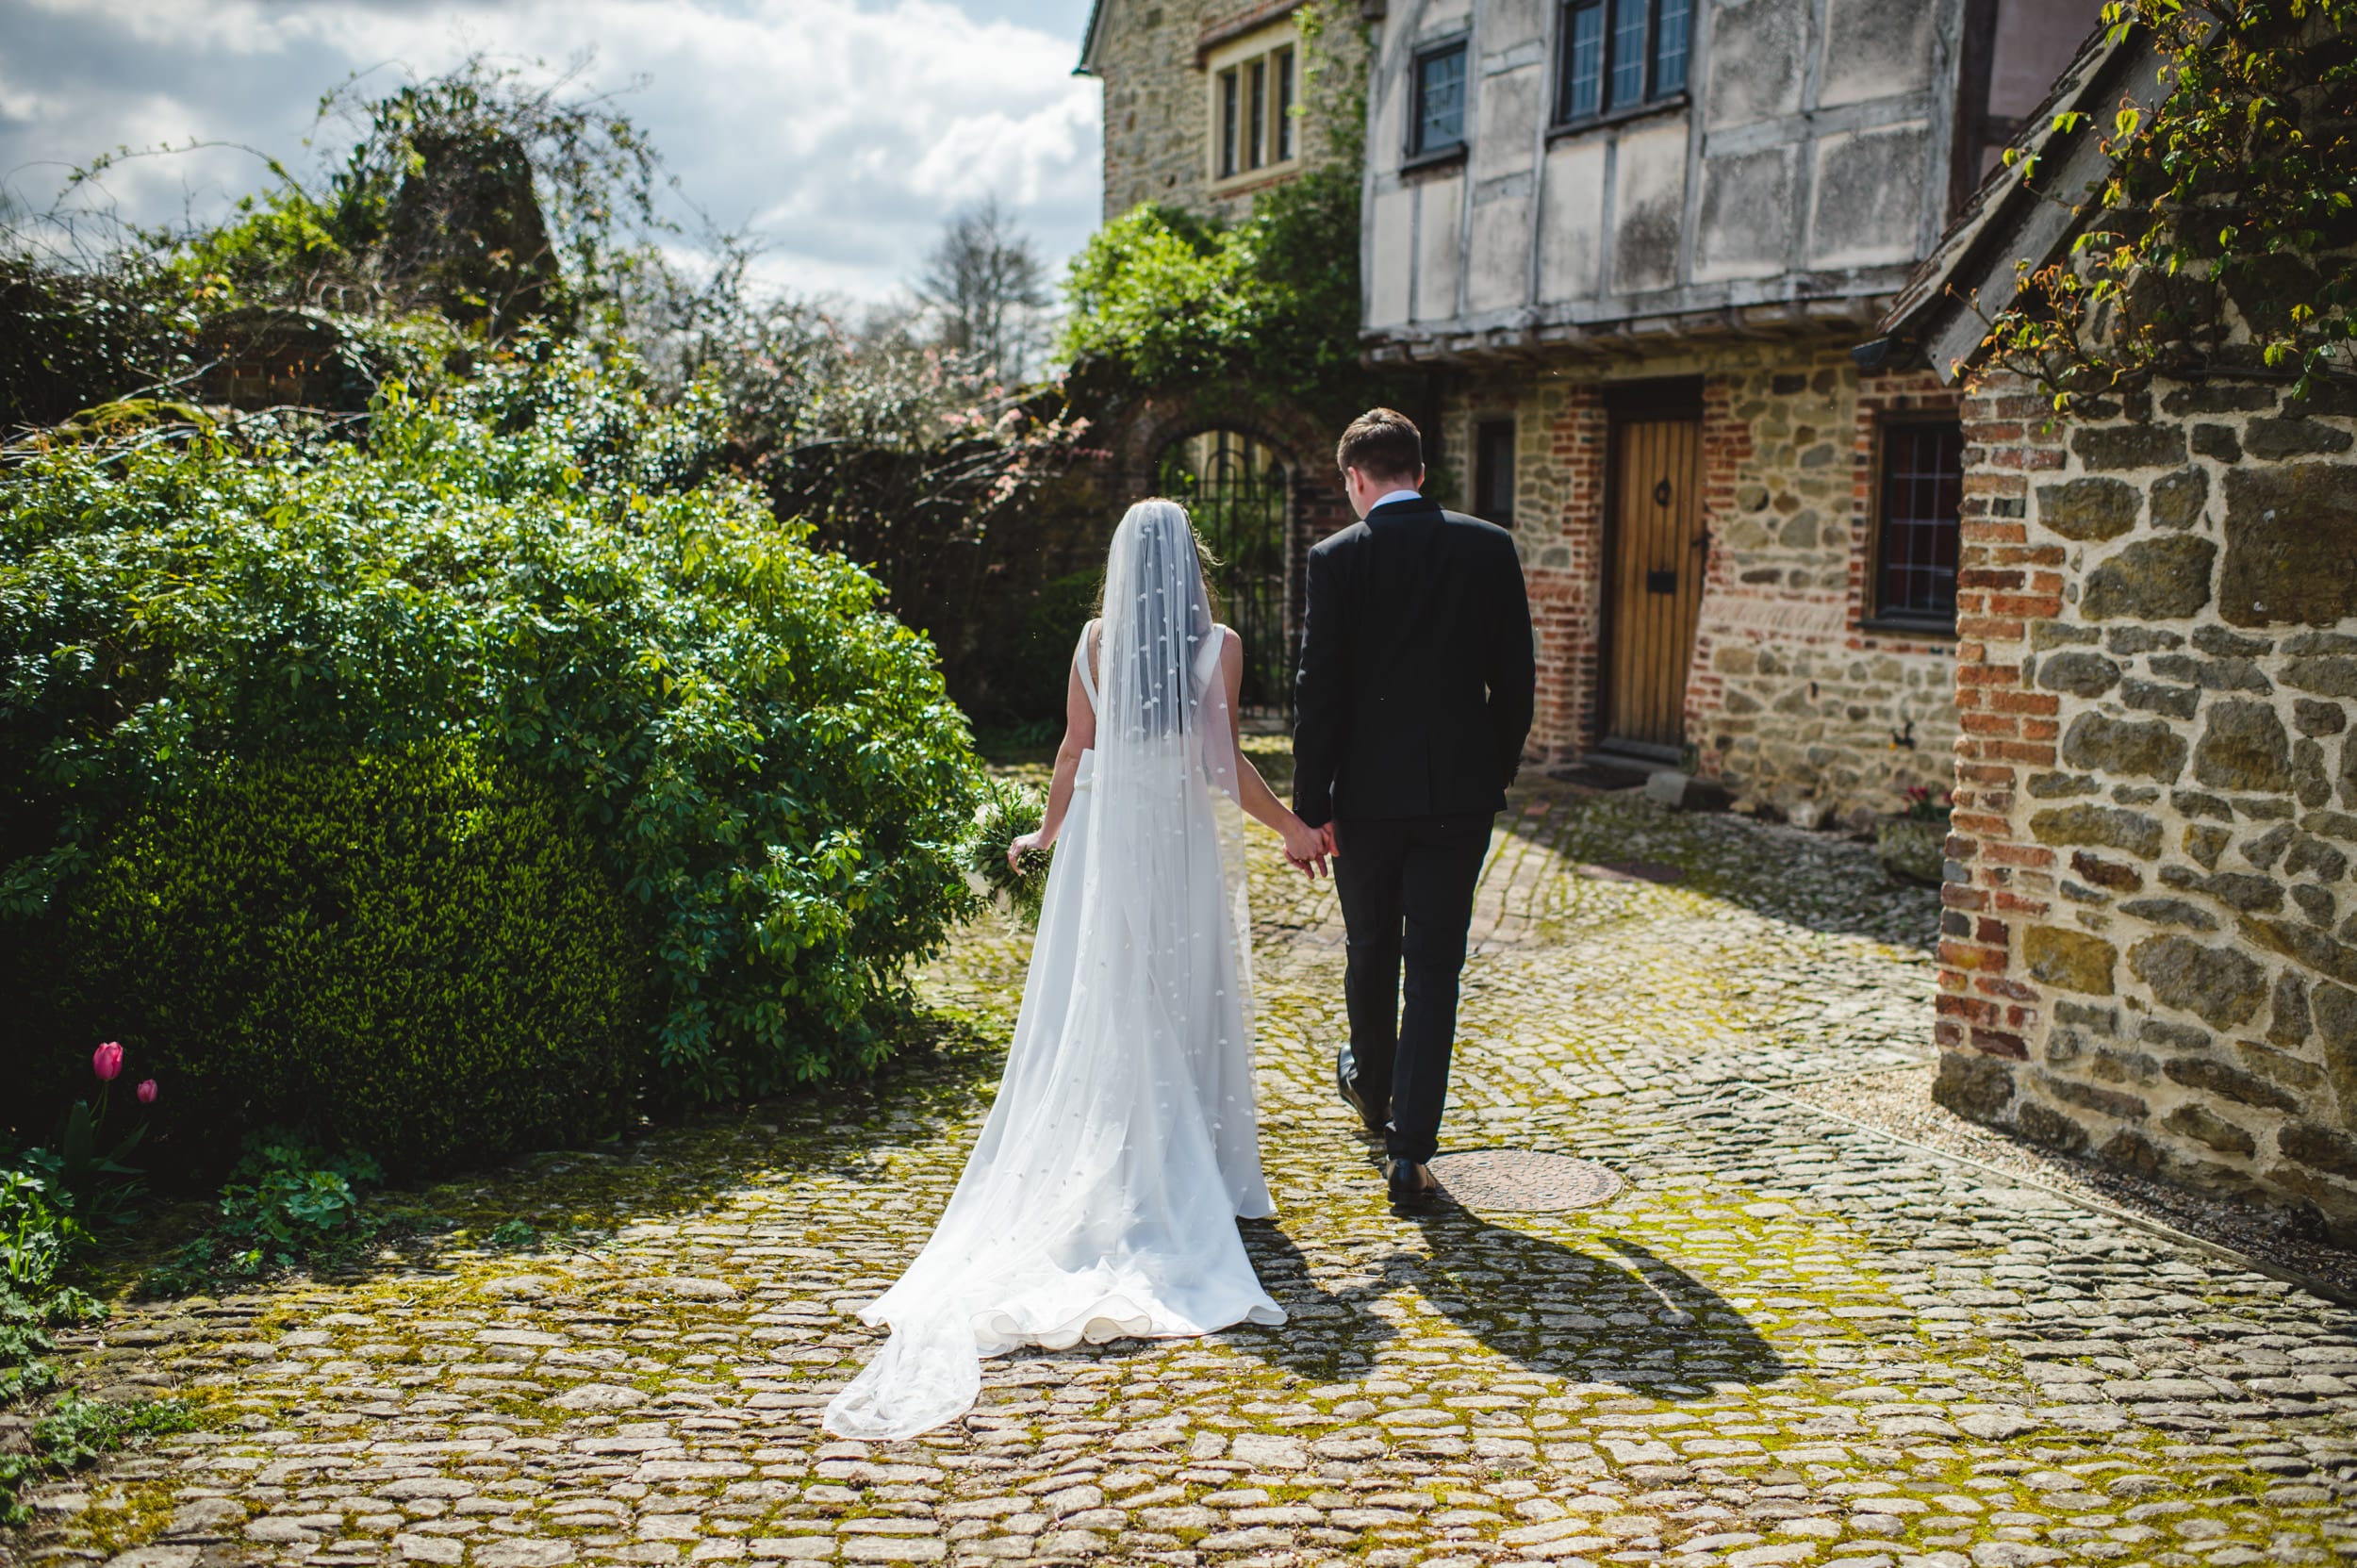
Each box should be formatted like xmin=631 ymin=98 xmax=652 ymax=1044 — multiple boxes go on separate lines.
xmin=970 ymin=779 xmax=1052 ymax=928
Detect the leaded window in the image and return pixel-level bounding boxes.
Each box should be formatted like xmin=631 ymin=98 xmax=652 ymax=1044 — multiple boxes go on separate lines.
xmin=1556 ymin=0 xmax=1691 ymax=124
xmin=1873 ymin=421 xmax=1963 ymax=629
xmin=1412 ymin=41 xmax=1468 ymax=157
xmin=1562 ymin=3 xmax=1607 ymax=119
xmin=1215 ymin=41 xmax=1297 ymax=183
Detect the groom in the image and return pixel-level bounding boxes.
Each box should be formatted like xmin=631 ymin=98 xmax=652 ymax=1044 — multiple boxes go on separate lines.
xmin=1292 ymin=408 xmax=1536 ymax=1206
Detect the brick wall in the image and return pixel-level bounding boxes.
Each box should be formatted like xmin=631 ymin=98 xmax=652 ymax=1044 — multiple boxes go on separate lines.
xmin=1934 ymin=369 xmax=2357 ymax=1240
xmin=1436 ymin=341 xmax=1959 ymax=805
xmin=1437 ymin=371 xmax=1607 ymax=760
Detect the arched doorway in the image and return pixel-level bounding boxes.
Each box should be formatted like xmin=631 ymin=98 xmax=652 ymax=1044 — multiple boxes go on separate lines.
xmin=1157 ymin=428 xmax=1294 ymax=713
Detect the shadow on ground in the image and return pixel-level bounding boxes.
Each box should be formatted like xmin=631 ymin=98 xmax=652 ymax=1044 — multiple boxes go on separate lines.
xmin=1508 ymin=784 xmax=1938 ymax=951
xmin=1230 ymin=1213 xmax=1786 ymax=1393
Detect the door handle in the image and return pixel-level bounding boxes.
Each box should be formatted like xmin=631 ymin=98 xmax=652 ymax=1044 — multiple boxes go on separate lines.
xmin=1653 ymin=478 xmax=1673 ymax=507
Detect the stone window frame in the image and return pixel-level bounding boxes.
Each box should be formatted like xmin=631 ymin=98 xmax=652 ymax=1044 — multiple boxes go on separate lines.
xmin=1404 ymin=34 xmax=1473 ymax=172
xmin=1205 ymin=18 xmax=1305 ymax=195
xmin=1854 ymin=396 xmax=1969 ymax=642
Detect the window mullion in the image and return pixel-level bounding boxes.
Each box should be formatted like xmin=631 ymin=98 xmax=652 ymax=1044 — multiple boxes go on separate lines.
xmin=1644 ymin=0 xmax=1657 ymax=102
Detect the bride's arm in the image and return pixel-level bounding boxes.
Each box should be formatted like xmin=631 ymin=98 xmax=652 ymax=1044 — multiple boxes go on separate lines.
xmin=1009 ymin=637 xmax=1097 ymax=868
xmin=1219 ymin=631 xmax=1327 ymax=875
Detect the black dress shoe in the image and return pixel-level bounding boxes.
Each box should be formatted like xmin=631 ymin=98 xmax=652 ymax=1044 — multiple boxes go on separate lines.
xmin=1336 ymin=1045 xmax=1385 ymax=1136
xmin=1386 ymin=1157 xmax=1442 ymax=1207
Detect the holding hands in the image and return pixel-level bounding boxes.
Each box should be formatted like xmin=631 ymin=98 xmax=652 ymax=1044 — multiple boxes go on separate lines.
xmin=1280 ymin=815 xmax=1331 ymax=880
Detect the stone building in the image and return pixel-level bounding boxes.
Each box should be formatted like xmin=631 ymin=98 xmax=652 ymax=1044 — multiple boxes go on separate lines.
xmin=1081 ymin=0 xmax=1364 ymax=225
xmin=1077 ymin=0 xmax=1372 ymax=710
xmin=1356 ymin=0 xmax=2102 ymax=817
xmin=1874 ymin=31 xmax=2357 ymax=1238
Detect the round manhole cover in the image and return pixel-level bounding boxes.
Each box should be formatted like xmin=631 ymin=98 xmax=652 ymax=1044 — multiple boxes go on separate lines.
xmin=1426 ymin=1149 xmax=1624 ymax=1212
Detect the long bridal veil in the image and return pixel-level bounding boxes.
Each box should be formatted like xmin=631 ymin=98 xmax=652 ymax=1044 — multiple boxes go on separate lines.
xmin=822 ymin=500 xmax=1281 ymax=1441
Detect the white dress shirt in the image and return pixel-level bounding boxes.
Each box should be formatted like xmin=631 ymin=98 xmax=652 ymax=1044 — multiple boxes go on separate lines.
xmin=1372 ymin=487 xmax=1423 ymax=511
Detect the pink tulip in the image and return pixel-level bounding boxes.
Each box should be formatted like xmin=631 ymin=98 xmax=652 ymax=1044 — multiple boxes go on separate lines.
xmin=137 ymin=1079 xmax=158 ymax=1105
xmin=92 ymin=1041 xmax=124 ymax=1081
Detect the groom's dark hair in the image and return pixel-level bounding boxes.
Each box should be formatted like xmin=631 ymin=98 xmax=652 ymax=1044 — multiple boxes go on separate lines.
xmin=1337 ymin=408 xmax=1423 ymax=485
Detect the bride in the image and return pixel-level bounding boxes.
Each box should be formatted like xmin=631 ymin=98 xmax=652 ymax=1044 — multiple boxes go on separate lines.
xmin=824 ymin=499 xmax=1328 ymax=1440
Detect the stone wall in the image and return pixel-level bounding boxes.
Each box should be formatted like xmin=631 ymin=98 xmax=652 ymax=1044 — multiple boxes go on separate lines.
xmin=1432 ymin=337 xmax=1958 ymax=816
xmin=1934 ymin=368 xmax=2357 ymax=1239
xmin=1684 ymin=350 xmax=1961 ymax=822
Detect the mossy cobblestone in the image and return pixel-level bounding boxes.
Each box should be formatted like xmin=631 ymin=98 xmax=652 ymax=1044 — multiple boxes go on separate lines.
xmin=11 ymin=775 xmax=2357 ymax=1568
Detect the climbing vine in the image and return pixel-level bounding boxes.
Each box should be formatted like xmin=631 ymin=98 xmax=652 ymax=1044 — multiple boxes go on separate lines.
xmin=1982 ymin=0 xmax=2357 ymax=407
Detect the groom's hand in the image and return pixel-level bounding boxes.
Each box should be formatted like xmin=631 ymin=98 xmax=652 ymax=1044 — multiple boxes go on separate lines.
xmin=1280 ymin=818 xmax=1328 ymax=879
xmin=1317 ymin=823 xmax=1340 ymax=861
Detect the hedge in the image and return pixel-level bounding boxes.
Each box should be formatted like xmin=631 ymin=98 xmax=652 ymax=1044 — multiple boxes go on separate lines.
xmin=48 ymin=744 xmax=645 ymax=1177
xmin=1 ymin=342 xmax=982 ymax=1149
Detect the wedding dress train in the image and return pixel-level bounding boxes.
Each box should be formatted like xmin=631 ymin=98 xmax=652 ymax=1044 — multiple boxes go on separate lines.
xmin=824 ymin=503 xmax=1284 ymax=1441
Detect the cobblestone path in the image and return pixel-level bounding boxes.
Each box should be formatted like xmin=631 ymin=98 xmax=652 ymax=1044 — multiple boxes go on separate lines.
xmin=16 ymin=780 xmax=2357 ymax=1568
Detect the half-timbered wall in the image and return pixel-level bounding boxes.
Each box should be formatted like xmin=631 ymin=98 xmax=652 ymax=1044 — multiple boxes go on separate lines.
xmin=1363 ymin=0 xmax=1980 ymax=353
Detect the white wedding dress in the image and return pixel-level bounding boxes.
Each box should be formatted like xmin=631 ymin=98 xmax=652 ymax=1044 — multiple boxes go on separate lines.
xmin=824 ymin=502 xmax=1284 ymax=1441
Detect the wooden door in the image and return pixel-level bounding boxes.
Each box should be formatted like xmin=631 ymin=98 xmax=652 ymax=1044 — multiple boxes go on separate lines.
xmin=1605 ymin=418 xmax=1705 ymax=751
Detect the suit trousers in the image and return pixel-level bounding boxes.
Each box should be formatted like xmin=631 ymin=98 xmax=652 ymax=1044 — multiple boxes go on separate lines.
xmin=1330 ymin=813 xmax=1493 ymax=1165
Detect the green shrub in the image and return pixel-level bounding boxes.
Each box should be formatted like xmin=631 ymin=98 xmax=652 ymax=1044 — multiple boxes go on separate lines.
xmin=3 ymin=1390 xmax=197 ymax=1527
xmin=0 ymin=341 xmax=981 ymax=1124
xmin=48 ymin=745 xmax=644 ymax=1177
xmin=0 ymin=253 xmax=206 ymax=431
xmin=0 ymin=1170 xmax=74 ymax=1296
xmin=1061 ymin=164 xmax=1405 ymax=424
xmin=144 ymin=1137 xmax=385 ymax=1291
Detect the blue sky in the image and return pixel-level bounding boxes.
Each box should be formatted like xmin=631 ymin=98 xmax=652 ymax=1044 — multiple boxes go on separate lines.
xmin=0 ymin=0 xmax=1103 ymax=303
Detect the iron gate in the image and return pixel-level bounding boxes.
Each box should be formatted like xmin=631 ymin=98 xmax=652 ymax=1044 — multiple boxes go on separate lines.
xmin=1156 ymin=429 xmax=1293 ymax=713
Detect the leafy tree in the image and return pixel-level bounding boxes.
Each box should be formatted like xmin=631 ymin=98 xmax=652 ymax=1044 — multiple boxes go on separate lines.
xmin=1063 ymin=204 xmax=1258 ymax=386
xmin=1061 ymin=159 xmax=1386 ymax=423
xmin=1983 ymin=0 xmax=2357 ymax=405
xmin=641 ymin=256 xmax=1086 ymax=699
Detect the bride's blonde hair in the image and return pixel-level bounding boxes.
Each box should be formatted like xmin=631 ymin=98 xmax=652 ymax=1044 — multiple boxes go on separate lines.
xmin=1096 ymin=499 xmax=1221 ymax=623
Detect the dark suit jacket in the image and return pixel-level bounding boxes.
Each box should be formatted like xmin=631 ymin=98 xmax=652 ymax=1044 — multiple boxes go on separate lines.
xmin=1292 ymin=495 xmax=1537 ymax=828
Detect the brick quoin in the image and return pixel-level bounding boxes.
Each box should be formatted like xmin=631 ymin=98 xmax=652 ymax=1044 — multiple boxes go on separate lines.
xmin=1525 ymin=384 xmax=1609 ymax=760
xmin=1938 ymin=370 xmax=2043 ymax=1083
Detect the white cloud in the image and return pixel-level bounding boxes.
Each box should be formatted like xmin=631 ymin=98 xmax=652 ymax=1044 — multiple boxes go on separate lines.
xmin=0 ymin=0 xmax=1104 ymax=301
